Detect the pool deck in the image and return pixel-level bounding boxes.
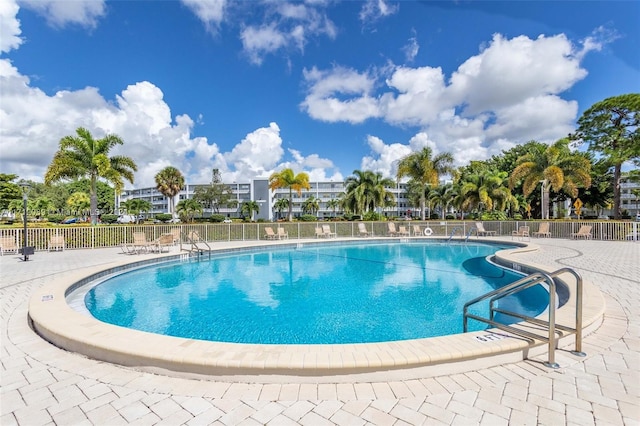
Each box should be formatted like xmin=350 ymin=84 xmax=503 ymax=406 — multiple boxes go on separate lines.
xmin=2 ymin=237 xmax=638 ymax=425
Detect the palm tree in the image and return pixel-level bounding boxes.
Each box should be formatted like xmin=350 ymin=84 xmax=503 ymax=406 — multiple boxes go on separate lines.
xmin=240 ymin=200 xmax=260 ymax=221
xmin=429 ymin=183 xmax=456 ymax=219
xmin=176 ymin=198 xmax=202 ymax=223
xmin=273 ymin=198 xmax=289 ymax=220
xmin=120 ymin=198 xmax=152 ymax=223
xmin=509 ymin=138 xmax=592 ymax=219
xmin=396 ymin=147 xmax=454 ymax=220
xmin=268 ymin=168 xmax=310 ymax=221
xmin=326 ymin=198 xmax=341 ymax=218
xmin=302 ymin=196 xmax=320 ymax=215
xmin=460 ymin=170 xmax=514 ymax=215
xmin=66 ymin=192 xmax=90 ymax=216
xmin=343 ymin=170 xmax=396 ymax=215
xmin=44 ymin=127 xmax=137 ymax=225
xmin=155 ymin=166 xmax=185 ymax=219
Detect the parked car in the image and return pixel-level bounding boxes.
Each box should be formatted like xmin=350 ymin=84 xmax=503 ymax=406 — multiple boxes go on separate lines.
xmin=62 ymin=217 xmax=80 ymax=224
xmin=223 ymin=218 xmax=233 ymax=223
xmin=116 ymin=215 xmax=136 ymax=224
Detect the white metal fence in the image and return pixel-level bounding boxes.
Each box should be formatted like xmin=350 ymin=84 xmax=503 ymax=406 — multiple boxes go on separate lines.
xmin=0 ymin=220 xmax=638 ymax=252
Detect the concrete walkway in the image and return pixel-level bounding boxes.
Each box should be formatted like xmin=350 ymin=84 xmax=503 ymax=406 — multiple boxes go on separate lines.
xmin=1 ymin=238 xmax=638 ymax=425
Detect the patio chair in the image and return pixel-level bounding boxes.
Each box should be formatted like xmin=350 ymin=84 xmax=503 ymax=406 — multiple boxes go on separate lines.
xmin=315 ymin=227 xmax=326 ymax=238
xmin=47 ymin=235 xmax=65 ymax=251
xmin=398 ymin=226 xmax=410 ymax=237
xmin=264 ymin=227 xmax=278 ymax=240
xmin=475 ymin=222 xmax=496 ymax=236
xmin=412 ymin=225 xmax=422 ymax=236
xmin=533 ymin=222 xmax=551 ymax=238
xmin=170 ymin=227 xmax=181 ymax=244
xmin=122 ymin=232 xmax=152 ymax=254
xmin=511 ymin=226 xmax=530 ymax=241
xmin=358 ymin=222 xmax=371 ymax=237
xmin=387 ymin=222 xmax=399 ymax=237
xmin=571 ymin=225 xmax=593 ymax=239
xmin=277 ymin=227 xmax=289 ymax=240
xmin=322 ymin=225 xmax=337 ymax=238
xmin=0 ymin=236 xmax=18 ymax=256
xmin=152 ymin=234 xmax=174 ymax=253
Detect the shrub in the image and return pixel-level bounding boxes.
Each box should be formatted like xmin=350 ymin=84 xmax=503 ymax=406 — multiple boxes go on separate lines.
xmin=47 ymin=214 xmax=65 ymax=224
xmin=297 ymin=214 xmax=318 ymax=221
xmin=430 ymin=213 xmax=440 ymax=220
xmin=362 ymin=211 xmax=383 ymax=221
xmin=154 ymin=213 xmax=173 ymax=223
xmin=101 ymin=214 xmax=118 ymax=224
xmin=209 ymin=214 xmax=225 ymax=223
xmin=445 ymin=214 xmax=455 ymax=220
xmin=513 ymin=213 xmax=523 ymax=220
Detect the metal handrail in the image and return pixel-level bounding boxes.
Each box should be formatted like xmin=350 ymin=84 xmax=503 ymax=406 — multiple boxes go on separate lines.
xmin=465 ymin=227 xmax=477 ymax=242
xmin=447 ymin=226 xmax=463 ymax=242
xmin=463 ymin=267 xmax=585 ymax=368
xmin=180 ymin=231 xmax=211 ymax=260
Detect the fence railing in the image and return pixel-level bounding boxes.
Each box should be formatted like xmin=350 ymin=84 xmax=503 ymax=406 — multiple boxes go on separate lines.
xmin=0 ymin=220 xmax=637 ymax=251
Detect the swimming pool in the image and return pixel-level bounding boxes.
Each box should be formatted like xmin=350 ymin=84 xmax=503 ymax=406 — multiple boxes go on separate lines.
xmin=84 ymin=241 xmax=548 ymax=344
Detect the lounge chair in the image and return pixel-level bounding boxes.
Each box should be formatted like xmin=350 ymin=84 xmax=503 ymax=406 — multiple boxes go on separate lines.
xmin=322 ymin=225 xmax=336 ymax=238
xmin=0 ymin=236 xmax=18 ymax=256
xmin=170 ymin=227 xmax=181 ymax=244
xmin=533 ymin=222 xmax=551 ymax=238
xmin=387 ymin=222 xmax=399 ymax=237
xmin=475 ymin=222 xmax=496 ymax=237
xmin=277 ymin=227 xmax=289 ymax=239
xmin=122 ymin=232 xmax=152 ymax=254
xmin=152 ymin=234 xmax=174 ymax=253
xmin=398 ymin=226 xmax=410 ymax=237
xmin=315 ymin=227 xmax=326 ymax=238
xmin=48 ymin=235 xmax=65 ymax=251
xmin=264 ymin=227 xmax=278 ymax=240
xmin=358 ymin=223 xmax=371 ymax=237
xmin=571 ymin=225 xmax=592 ymax=239
xmin=511 ymin=226 xmax=530 ymax=241
xmin=412 ymin=225 xmax=422 ymax=236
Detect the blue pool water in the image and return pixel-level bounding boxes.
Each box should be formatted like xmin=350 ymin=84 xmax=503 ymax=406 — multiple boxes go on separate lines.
xmin=85 ymin=242 xmax=548 ymax=344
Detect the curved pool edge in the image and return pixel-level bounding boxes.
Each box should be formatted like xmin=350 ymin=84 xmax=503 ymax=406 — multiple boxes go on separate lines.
xmin=27 ymin=238 xmax=606 ymax=382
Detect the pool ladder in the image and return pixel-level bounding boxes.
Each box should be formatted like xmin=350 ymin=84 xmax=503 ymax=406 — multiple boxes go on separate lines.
xmin=463 ymin=267 xmax=585 ymax=368
xmin=447 ymin=227 xmax=477 ymax=243
xmin=179 ymin=231 xmax=211 ymax=260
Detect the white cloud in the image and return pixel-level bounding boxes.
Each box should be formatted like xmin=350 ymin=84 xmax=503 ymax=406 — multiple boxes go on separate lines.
xmin=238 ymin=2 xmax=336 ymax=65
xmin=360 ymin=135 xmax=411 ymax=179
xmin=402 ymin=34 xmax=419 ymax=63
xmin=224 ymin=122 xmax=284 ymax=179
xmin=20 ymin=0 xmax=106 ymax=29
xmin=0 ymin=0 xmax=22 ymax=53
xmin=359 ymin=0 xmax=399 ymax=25
xmin=181 ymin=0 xmax=227 ymax=33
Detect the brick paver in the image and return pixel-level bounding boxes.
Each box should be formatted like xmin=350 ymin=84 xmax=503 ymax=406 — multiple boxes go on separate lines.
xmin=1 ymin=238 xmax=638 ymax=425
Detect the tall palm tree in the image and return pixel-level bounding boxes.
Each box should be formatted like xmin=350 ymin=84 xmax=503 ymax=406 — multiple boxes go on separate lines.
xmin=326 ymin=198 xmax=341 ymax=218
xmin=45 ymin=127 xmax=137 ymax=225
xmin=273 ymin=197 xmax=289 ymax=220
xmin=509 ymin=138 xmax=592 ymax=219
xmin=268 ymin=168 xmax=310 ymax=221
xmin=343 ymin=170 xmax=395 ymax=215
xmin=155 ymin=166 xmax=185 ymax=218
xmin=396 ymin=147 xmax=454 ymax=220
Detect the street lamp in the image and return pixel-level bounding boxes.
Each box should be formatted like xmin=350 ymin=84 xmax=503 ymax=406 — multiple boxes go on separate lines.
xmin=18 ymin=181 xmax=31 ymax=261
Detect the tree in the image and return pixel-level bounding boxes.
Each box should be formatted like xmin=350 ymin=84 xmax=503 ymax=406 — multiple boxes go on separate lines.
xmin=193 ymin=168 xmax=237 ymax=213
xmin=0 ymin=174 xmax=21 ymax=211
xmin=326 ymin=198 xmax=341 ymax=218
xmin=429 ymin=183 xmax=456 ymax=219
xmin=155 ymin=166 xmax=185 ymax=218
xmin=573 ymin=93 xmax=640 ymax=219
xmin=461 ymin=170 xmax=515 ymax=214
xmin=273 ymin=197 xmax=289 ymax=220
xmin=343 ymin=170 xmax=395 ymax=215
xmin=302 ymin=196 xmax=320 ymax=215
xmin=175 ymin=198 xmax=202 ymax=223
xmin=509 ymin=138 xmax=592 ymax=219
xmin=268 ymin=168 xmax=310 ymax=221
xmin=66 ymin=192 xmax=90 ymax=216
xmin=45 ymin=128 xmax=137 ymax=225
xmin=240 ymin=200 xmax=260 ymax=222
xmin=396 ymin=147 xmax=454 ymax=220
xmin=120 ymin=198 xmax=152 ymax=223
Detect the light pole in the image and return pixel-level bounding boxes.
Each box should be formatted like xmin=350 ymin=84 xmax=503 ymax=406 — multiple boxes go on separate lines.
xmin=18 ymin=182 xmax=31 ymax=261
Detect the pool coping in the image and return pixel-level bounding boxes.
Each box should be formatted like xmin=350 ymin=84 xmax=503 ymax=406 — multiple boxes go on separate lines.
xmin=27 ymin=238 xmax=606 ymax=382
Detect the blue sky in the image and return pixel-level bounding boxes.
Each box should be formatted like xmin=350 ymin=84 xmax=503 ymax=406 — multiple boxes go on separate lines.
xmin=1 ymin=1 xmax=638 ymax=188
